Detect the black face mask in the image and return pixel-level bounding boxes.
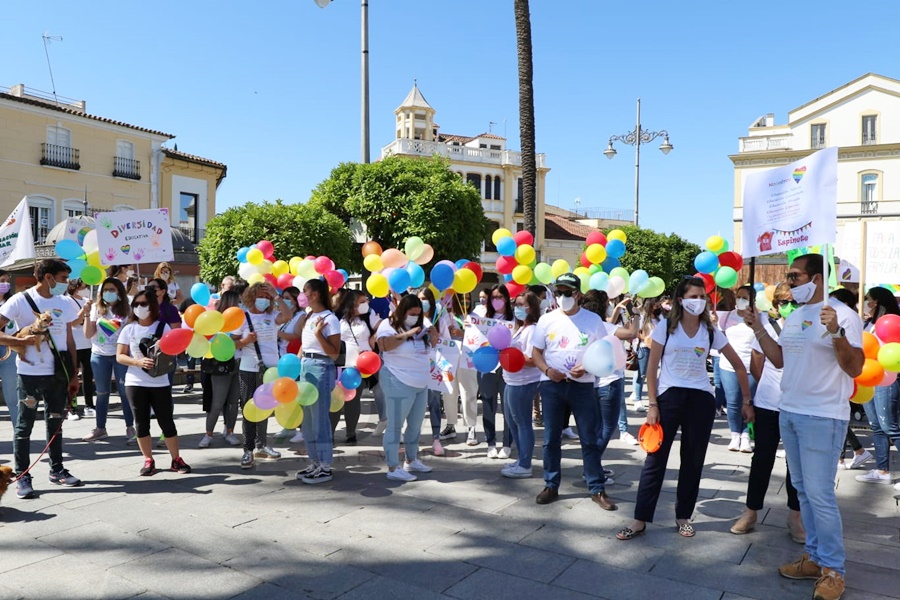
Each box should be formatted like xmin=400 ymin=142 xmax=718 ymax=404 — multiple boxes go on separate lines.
xmin=653 ymin=308 xmax=662 ymax=317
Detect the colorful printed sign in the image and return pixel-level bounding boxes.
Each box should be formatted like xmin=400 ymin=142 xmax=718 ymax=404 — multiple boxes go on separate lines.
xmin=428 ymin=338 xmax=460 ymax=393
xmin=94 ymin=208 xmax=173 ymax=265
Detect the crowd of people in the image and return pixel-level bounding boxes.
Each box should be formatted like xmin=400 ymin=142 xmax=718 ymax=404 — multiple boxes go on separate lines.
xmin=1 ymin=254 xmax=898 ymax=600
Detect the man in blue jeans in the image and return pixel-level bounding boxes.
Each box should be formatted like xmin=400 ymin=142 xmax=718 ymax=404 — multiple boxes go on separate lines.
xmin=530 ymin=274 xmax=613 ymax=510
xmin=747 ymin=254 xmax=864 ymax=600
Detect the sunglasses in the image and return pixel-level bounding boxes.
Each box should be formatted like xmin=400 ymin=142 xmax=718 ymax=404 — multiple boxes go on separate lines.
xmin=556 ymin=289 xmax=575 ymax=298
xmin=132 ymin=301 xmax=149 ymax=308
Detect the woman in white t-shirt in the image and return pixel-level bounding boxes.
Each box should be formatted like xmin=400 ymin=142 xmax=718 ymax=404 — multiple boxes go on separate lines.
xmin=717 ymin=285 xmax=760 ymax=452
xmin=617 ymin=276 xmax=751 ymax=541
xmin=377 ymin=294 xmax=438 ymax=482
xmin=116 ymin=290 xmax=190 ymax=476
xmin=333 ymin=290 xmax=370 ymax=445
xmin=66 ymin=279 xmax=95 ymax=418
xmin=272 ymin=286 xmax=307 ymax=444
xmin=83 ymin=277 xmax=134 ymax=443
xmin=418 ymin=287 xmax=446 ymax=457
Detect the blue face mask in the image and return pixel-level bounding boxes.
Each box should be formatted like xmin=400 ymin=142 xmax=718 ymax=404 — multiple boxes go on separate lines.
xmin=514 ymin=306 xmax=527 ymax=321
xmin=421 ymin=300 xmax=431 ymax=314
xmin=255 ymin=298 xmax=271 ymax=311
xmin=283 ymin=298 xmax=294 ymax=309
xmin=50 ymin=278 xmax=67 ymax=296
xmin=102 ymin=291 xmax=119 ymax=304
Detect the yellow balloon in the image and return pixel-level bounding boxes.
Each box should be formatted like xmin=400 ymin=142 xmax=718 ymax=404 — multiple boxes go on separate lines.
xmin=514 ymin=244 xmax=536 ymax=265
xmin=289 ymin=256 xmax=303 ymax=276
xmin=272 ymin=260 xmax=290 ymax=276
xmin=242 ymin=399 xmax=273 ymax=423
xmin=573 ymin=266 xmax=591 ymax=278
xmin=512 ymin=265 xmax=533 ymax=285
xmin=607 ymin=229 xmax=627 ymax=243
xmin=578 ymin=272 xmax=591 ymax=293
xmin=585 ymin=243 xmax=607 ymax=265
xmin=363 ymin=254 xmax=384 ymax=272
xmin=453 ymin=269 xmax=477 ymax=294
xmin=706 ymin=235 xmax=725 ymax=253
xmin=297 ymin=259 xmax=318 ymax=279
xmin=247 ymin=273 xmax=265 ymax=285
xmin=330 ymin=388 xmax=345 ymax=412
xmin=187 ymin=333 xmax=209 ymax=358
xmin=551 ymin=259 xmax=571 ymax=279
xmin=851 ymin=385 xmax=875 ymax=404
xmin=194 ymin=310 xmax=225 ymax=336
xmin=275 ymin=402 xmax=304 ymax=429
xmin=86 ymin=251 xmax=102 ymax=268
xmin=492 ymin=228 xmax=513 ymax=246
xmin=366 ymin=273 xmax=389 ymax=298
xmin=246 ymin=248 xmax=264 ymax=265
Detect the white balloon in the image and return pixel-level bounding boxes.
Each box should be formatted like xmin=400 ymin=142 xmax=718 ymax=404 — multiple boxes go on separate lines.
xmin=82 ymin=229 xmax=99 ymax=254
xmin=582 ymin=339 xmax=615 ymax=377
xmin=607 ymin=275 xmax=626 ymax=298
xmin=238 ymin=261 xmax=258 ymax=280
xmin=605 ymin=334 xmax=628 ymax=370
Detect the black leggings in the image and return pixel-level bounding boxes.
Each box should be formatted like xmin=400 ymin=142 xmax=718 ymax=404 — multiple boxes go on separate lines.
xmin=77 ymin=348 xmax=95 ymax=408
xmin=746 ymin=406 xmax=800 ymax=511
xmin=330 ymin=396 xmax=361 ymax=437
xmin=127 ymin=385 xmax=177 ymax=438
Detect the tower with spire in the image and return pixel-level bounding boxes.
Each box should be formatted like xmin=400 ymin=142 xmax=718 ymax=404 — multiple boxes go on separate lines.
xmin=395 ymin=82 xmax=436 ymax=141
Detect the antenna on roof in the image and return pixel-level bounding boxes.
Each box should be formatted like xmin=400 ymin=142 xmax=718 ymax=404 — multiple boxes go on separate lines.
xmin=41 ymin=33 xmax=63 ymax=105
xmin=489 ymin=121 xmax=498 ymax=134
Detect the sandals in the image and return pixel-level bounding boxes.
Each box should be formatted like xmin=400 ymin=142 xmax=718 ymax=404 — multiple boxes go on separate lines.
xmin=677 ymin=522 xmax=696 ymax=538
xmin=616 ymin=525 xmax=647 ymax=541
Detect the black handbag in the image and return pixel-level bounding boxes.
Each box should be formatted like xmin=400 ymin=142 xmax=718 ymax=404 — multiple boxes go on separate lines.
xmin=139 ymin=321 xmax=177 ymax=378
xmin=201 ymin=356 xmax=236 ymax=375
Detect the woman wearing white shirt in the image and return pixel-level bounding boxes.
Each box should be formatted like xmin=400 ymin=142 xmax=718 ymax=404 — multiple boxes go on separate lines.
xmin=273 ymin=286 xmax=306 ymax=444
xmin=65 ymin=279 xmax=95 ymax=419
xmin=377 ymin=295 xmax=439 ymax=482
xmin=617 ymin=276 xmax=751 ymax=540
xmin=333 ymin=290 xmax=370 ymax=444
xmin=116 ymin=290 xmax=190 ymax=476
xmin=717 ymin=285 xmax=760 ymax=452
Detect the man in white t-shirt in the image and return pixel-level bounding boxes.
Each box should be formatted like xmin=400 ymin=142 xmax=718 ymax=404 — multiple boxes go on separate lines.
xmin=531 ymin=274 xmax=610 ymax=509
xmin=746 ymin=254 xmax=864 ymax=599
xmin=0 ymin=259 xmax=82 ymax=499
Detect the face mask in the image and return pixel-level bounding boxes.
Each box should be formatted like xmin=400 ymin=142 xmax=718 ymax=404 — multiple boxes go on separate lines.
xmin=514 ymin=306 xmax=527 ymax=321
xmin=790 ymin=280 xmax=816 ymax=304
xmin=103 ymin=291 xmax=119 ymax=304
xmin=735 ymin=298 xmax=750 ymax=311
xmin=405 ymin=315 xmax=419 ymax=329
xmin=681 ymin=298 xmax=707 ymax=316
xmin=126 ymin=270 xmax=135 ymax=278
xmin=0 ymin=282 xmax=9 ymax=295
xmin=779 ymin=303 xmax=797 ymax=319
xmin=491 ymin=298 xmax=505 ymax=312
xmin=50 ymin=278 xmax=67 ymax=296
xmin=255 ymin=298 xmax=271 ymax=311
xmin=539 ymin=298 xmax=549 ymax=311
xmin=421 ymin=300 xmax=431 ymax=314
xmin=283 ymin=299 xmax=293 ymax=309
xmin=134 ymin=306 xmax=151 ymax=320
xmin=653 ymin=308 xmax=662 ymax=317
xmin=358 ymin=302 xmax=370 ymax=315
xmin=557 ymin=295 xmax=576 ymax=312
xmin=479 ymin=297 xmax=488 ymax=306
xmin=662 ymin=302 xmax=672 ymax=311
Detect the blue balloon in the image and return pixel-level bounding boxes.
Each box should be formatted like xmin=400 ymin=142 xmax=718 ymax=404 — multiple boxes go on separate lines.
xmin=278 ymin=353 xmax=302 ymax=380
xmin=405 ymin=262 xmax=425 ymax=288
xmin=340 ymin=367 xmax=363 ymax=390
xmin=388 ymin=268 xmax=411 ymax=293
xmin=694 ymin=251 xmax=719 ymax=274
xmin=600 ymin=256 xmax=620 ymax=273
xmin=191 ymin=282 xmax=211 ymax=306
xmin=753 ymin=282 xmax=765 ymax=292
xmin=455 ymin=259 xmax=470 ymax=270
xmin=605 ymin=239 xmax=626 ymax=259
xmin=431 ymin=264 xmax=454 ymax=291
xmin=496 ymin=237 xmax=517 ymax=257
xmin=472 ymin=346 xmax=500 ymax=373
xmin=55 ymin=240 xmax=84 ymax=261
xmin=67 ymin=259 xmax=87 ymax=279
xmin=337 ymin=269 xmax=349 ymax=282
xmin=589 ymin=272 xmax=609 ymax=291
xmin=503 ymin=273 xmax=513 ymax=281
xmin=236 ymin=247 xmax=250 ymax=263
xmin=583 ymin=339 xmax=615 ymax=377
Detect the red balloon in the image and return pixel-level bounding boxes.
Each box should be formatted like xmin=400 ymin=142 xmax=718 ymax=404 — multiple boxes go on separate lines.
xmin=314 ymin=256 xmax=334 ymax=274
xmin=505 ymin=282 xmax=526 ymax=297
xmin=257 ymin=240 xmax=275 ymax=260
xmin=287 ymin=339 xmax=301 ymax=355
xmin=464 ymin=261 xmax=483 ymax=282
xmin=693 ymin=272 xmax=716 ymax=294
xmin=159 ymin=328 xmax=194 ymax=355
xmin=875 ymin=314 xmax=900 ymax=344
xmin=513 ymin=230 xmax=534 ymax=246
xmin=496 ymin=255 xmax=517 ymax=275
xmin=356 ymin=351 xmax=382 ymax=376
xmin=499 ymin=347 xmax=525 ymax=373
xmin=717 ymin=251 xmax=744 ymax=271
xmin=263 ymin=274 xmax=277 ymax=287
xmin=276 ymin=273 xmax=294 ymax=290
xmin=586 ymin=231 xmax=607 ymax=247
xmin=579 ymin=252 xmax=592 ymax=269
xmin=324 ymin=269 xmax=345 ymax=289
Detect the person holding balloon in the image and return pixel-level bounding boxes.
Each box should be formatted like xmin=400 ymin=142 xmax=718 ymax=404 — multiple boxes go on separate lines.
xmin=479 ymin=284 xmax=514 ymax=458
xmin=235 ymin=281 xmax=293 ymax=469
xmin=617 ymin=276 xmax=750 ymax=540
xmin=198 ymin=290 xmax=243 ymax=448
xmin=717 ymin=285 xmax=761 ymax=453
xmin=273 ymin=286 xmax=307 ymax=444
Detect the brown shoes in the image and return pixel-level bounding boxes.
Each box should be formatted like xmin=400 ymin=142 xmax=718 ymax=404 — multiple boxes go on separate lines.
xmin=779 ymin=553 xmax=823 ymax=580
xmin=813 ymin=568 xmax=845 ymax=600
xmin=591 ymin=492 xmax=617 ymax=511
xmin=787 ymin=516 xmax=806 ymax=544
xmin=730 ymin=512 xmax=757 ymax=534
xmin=535 ymin=487 xmax=559 ymax=505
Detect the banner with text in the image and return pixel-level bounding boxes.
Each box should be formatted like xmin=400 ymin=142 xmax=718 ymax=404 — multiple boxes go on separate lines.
xmin=428 ymin=338 xmax=461 ymax=393
xmin=94 ymin=208 xmax=173 ymax=265
xmin=742 ymin=147 xmax=838 ymax=258
xmin=836 ymin=221 xmax=900 ymax=285
xmin=461 ymin=315 xmax=514 ymax=370
xmin=0 ymin=197 xmax=35 ymax=268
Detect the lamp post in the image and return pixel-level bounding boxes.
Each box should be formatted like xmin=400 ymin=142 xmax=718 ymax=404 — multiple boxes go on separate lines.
xmin=603 ymin=98 xmax=672 ymax=228
xmin=315 ymin=0 xmax=370 ymax=164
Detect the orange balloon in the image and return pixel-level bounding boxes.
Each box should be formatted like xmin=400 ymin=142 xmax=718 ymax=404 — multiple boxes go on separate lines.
xmin=381 ymin=248 xmax=408 ymax=269
xmin=273 ymin=377 xmax=299 ymax=404
xmin=183 ymin=304 xmax=207 ymax=329
xmin=221 ymin=306 xmax=246 ymax=333
xmin=361 ymin=241 xmax=383 ymax=257
xmin=856 ymin=358 xmax=885 ymax=388
xmin=862 ymin=331 xmax=881 ymax=361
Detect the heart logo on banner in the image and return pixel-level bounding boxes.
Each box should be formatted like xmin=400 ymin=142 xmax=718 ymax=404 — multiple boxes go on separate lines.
xmin=121 ymin=245 xmax=131 ymax=254
xmin=792 ymin=166 xmax=806 ymax=183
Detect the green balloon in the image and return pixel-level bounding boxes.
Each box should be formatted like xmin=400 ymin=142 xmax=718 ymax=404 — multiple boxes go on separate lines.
xmin=262 ymin=367 xmax=280 ymax=384
xmin=209 ymin=332 xmax=236 ymax=361
xmin=638 ymin=277 xmax=666 ymax=298
xmin=533 ymin=263 xmax=553 ymax=285
xmin=81 ymin=265 xmax=104 ymax=286
xmin=296 ymin=381 xmax=319 ymax=406
xmin=609 ymin=267 xmax=630 ymax=281
xmin=714 ymin=266 xmax=738 ymax=289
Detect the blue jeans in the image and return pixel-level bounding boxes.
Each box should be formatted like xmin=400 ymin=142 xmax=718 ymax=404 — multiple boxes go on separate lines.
xmin=478 ymin=371 xmax=511 ymax=447
xmin=780 ymin=409 xmax=847 ymax=574
xmin=427 ymin=389 xmax=442 ymax=438
xmin=712 ymin=356 xmax=726 ymax=410
xmin=0 ymin=350 xmax=18 ymax=426
xmin=540 ymin=380 xmax=604 ymax=494
xmin=372 ymin=382 xmax=386 ymax=421
xmin=862 ymin=380 xmax=900 ymax=472
xmin=301 ymin=357 xmax=336 ymax=467
xmin=596 ymin=378 xmax=623 ymax=486
xmin=720 ymin=369 xmax=758 ymax=434
xmin=380 ymin=368 xmax=428 ymax=468
xmin=504 ymin=382 xmax=538 ymax=469
xmin=91 ymin=354 xmax=132 ymax=430
xmin=631 ymin=346 xmax=649 ymax=401
xmin=613 ymin=374 xmax=627 ymax=434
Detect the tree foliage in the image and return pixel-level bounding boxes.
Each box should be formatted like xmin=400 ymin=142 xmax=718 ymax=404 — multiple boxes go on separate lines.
xmin=309 ymin=155 xmax=489 ymax=272
xmin=610 ymin=225 xmax=702 ymax=293
xmin=198 ymin=200 xmax=354 ymax=285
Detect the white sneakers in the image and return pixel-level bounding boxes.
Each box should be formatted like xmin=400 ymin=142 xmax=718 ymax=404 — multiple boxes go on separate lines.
xmin=404 ymin=459 xmax=433 ymax=473
xmin=849 ymin=449 xmax=873 ymax=469
xmin=432 ymin=439 xmax=445 ymax=456
xmin=466 ymin=427 xmax=478 ymax=446
xmin=198 ymin=434 xmax=213 ymax=448
xmin=224 ymin=432 xmax=241 ymax=446
xmin=562 ymin=427 xmax=578 ymax=440
xmin=502 ymin=464 xmax=532 ymax=478
xmin=855 ymin=469 xmax=892 ymax=485
xmin=289 ymin=431 xmax=305 ymax=444
xmin=387 ymin=468 xmax=416 ymax=482
xmin=487 ymin=447 xmax=499 ymax=459
xmin=498 ymin=447 xmax=512 ymax=460
xmin=739 ymin=432 xmax=753 ymax=453
xmin=620 ymin=431 xmax=639 ymax=446
xmin=634 ymin=403 xmax=646 ymax=413
xmin=728 ymin=433 xmax=741 ymax=452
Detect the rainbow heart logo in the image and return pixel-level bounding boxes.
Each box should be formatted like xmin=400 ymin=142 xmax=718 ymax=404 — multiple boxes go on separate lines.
xmin=98 ymin=318 xmax=121 ymax=337
xmin=792 ymin=166 xmax=806 ymax=183
xmin=801 ymin=320 xmax=813 ymax=331
xmin=121 ymin=244 xmax=131 ymax=254
xmin=693 ymin=346 xmax=705 ymax=357
xmin=51 ymin=308 xmax=63 ymax=318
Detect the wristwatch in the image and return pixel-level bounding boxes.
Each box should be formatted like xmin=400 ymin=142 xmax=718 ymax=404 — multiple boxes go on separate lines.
xmin=829 ymin=327 xmax=846 ymax=339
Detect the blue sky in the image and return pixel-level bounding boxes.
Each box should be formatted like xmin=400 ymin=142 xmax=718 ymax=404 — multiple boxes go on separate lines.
xmin=4 ymin=0 xmax=899 ymax=247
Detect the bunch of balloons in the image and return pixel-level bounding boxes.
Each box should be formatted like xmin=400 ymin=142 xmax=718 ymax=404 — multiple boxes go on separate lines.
xmin=158 ymin=294 xmax=245 ymax=361
xmin=578 ymin=230 xmax=664 ymax=299
xmin=694 ymin=235 xmax=744 ymax=291
xmin=492 ymin=228 xmax=546 ymax=297
xmin=237 ymin=239 xmax=347 ymax=294
xmin=244 ymin=354 xmax=313 ymax=427
xmin=363 ymin=237 xmax=434 ymax=298
xmin=54 ymin=238 xmax=106 ymax=286
xmin=429 ymin=258 xmax=482 ymax=298
xmin=470 ymin=324 xmax=526 ymax=374
xmin=852 ymin=314 xmax=900 ymax=403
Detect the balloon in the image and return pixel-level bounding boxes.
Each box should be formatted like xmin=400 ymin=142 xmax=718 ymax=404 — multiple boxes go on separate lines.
xmin=463 ymin=262 xmax=483 ymax=282
xmin=363 ymin=253 xmax=384 ymax=273
xmin=609 ymin=267 xmax=629 ymax=282
xmin=706 ymin=235 xmax=725 ymax=253
xmin=607 ymin=276 xmax=626 ymax=298
xmin=243 ymin=398 xmax=274 ymax=422
xmin=430 ymin=264 xmax=454 ymax=291
xmin=435 ymin=259 xmax=458 ymax=272
xmin=221 ymin=307 xmax=246 ymax=332
xmin=638 ymin=277 xmax=666 ymax=299
xmin=533 ymin=262 xmax=553 ymax=284
xmin=856 ymin=358 xmax=885 ymax=387
xmin=405 ymin=262 xmax=426 ymax=288
xmin=605 ymin=239 xmax=626 ymax=259
xmin=286 ymin=339 xmax=301 ymax=355
xmin=366 ymin=273 xmax=389 ymax=298
xmin=714 ymin=239 xmax=730 ymax=255
xmin=487 ymin=325 xmax=512 ymax=350
xmin=693 ymin=273 xmax=716 ymax=294
xmin=237 ymin=247 xmax=250 ymax=263
xmin=880 ymin=370 xmax=898 ymax=386
xmin=512 ymin=265 xmax=533 ymax=285
xmin=356 ymin=351 xmax=382 ymax=376
xmin=718 ymin=251 xmax=744 ymax=272
xmin=498 ymin=347 xmax=525 ymax=372
xmin=714 ymin=266 xmax=739 ymax=288
xmin=492 ymin=228 xmax=513 ymax=246
xmin=513 ymin=230 xmax=534 ymax=246
xmin=380 ymin=249 xmax=407 ymax=269
xmin=314 ymin=256 xmax=335 ymax=274
xmin=362 ymin=241 xmax=383 ymax=257
xmin=278 ymin=353 xmax=302 ymax=379
xmin=551 ymin=259 xmax=571 ymax=279
xmin=496 ymin=237 xmax=517 ymax=257
xmin=586 ymin=231 xmax=607 ymax=247
xmin=505 ymin=282 xmax=526 ymax=297
xmin=405 ymin=237 xmax=425 ymax=261
xmin=753 ymin=282 xmax=766 ymax=293
xmin=585 ymin=244 xmax=607 ymax=265
xmin=81 ymin=265 xmax=104 ymax=286
xmin=607 ymin=229 xmax=627 ymax=243
xmin=862 ymin=332 xmax=881 ymax=360
xmin=256 ymin=240 xmax=275 ymax=259
xmin=583 ymin=339 xmax=615 ymax=377
xmin=330 ymin=387 xmax=345 ymax=412
xmin=194 ymin=310 xmax=225 ymax=336
xmin=296 ymin=258 xmax=318 ymax=279
xmin=263 ymin=367 xmax=281 ymax=384
xmin=253 ymin=383 xmax=278 ymax=410
xmin=85 ymin=251 xmax=103 ymax=268
xmin=388 ymin=268 xmax=411 ymax=294
xmin=247 ymin=248 xmax=264 ymax=265
xmin=878 ymin=342 xmax=900 ymax=372
xmin=67 ymin=259 xmax=87 ymax=279
xmin=55 ymin=240 xmax=84 ymax=261
xmin=600 ymin=256 xmax=620 ymax=273
xmin=343 ymin=386 xmax=357 ymax=401
xmin=851 ymin=384 xmax=875 ymax=404
xmin=191 ymin=282 xmax=211 ymax=306
xmin=273 ymin=377 xmax=299 ymax=404
xmin=472 ymin=346 xmax=500 ymax=373
xmin=83 ymin=230 xmax=99 ymax=254
xmin=629 ymin=270 xmax=650 ymax=295
xmin=263 ymin=274 xmax=277 ymax=287
xmin=275 ymin=402 xmax=303 ymax=429
xmin=755 ymin=295 xmax=773 ymax=311
xmin=589 ymin=272 xmax=609 ymax=291
xmin=238 ymin=262 xmax=258 ymax=281
xmin=210 ymin=332 xmax=236 ymax=361
xmin=325 ymin=270 xmax=345 ymax=290
xmin=874 ymin=314 xmax=900 ymax=344
xmin=159 ymin=328 xmax=194 ymax=355
xmin=694 ymin=251 xmax=719 ymax=274
xmin=270 ymin=260 xmax=289 ymax=277
xmin=181 ymin=304 xmax=205 ymax=329
xmin=257 ymin=260 xmax=273 ymax=275
xmin=296 ymin=381 xmax=319 ymax=406
xmin=186 ymin=333 xmax=210 ymax=359
xmin=413 ymin=244 xmax=434 ymax=265
xmin=453 ymin=268 xmax=477 ymax=294
xmin=573 ymin=266 xmax=591 ymax=279
xmin=276 ymin=273 xmax=295 ymax=290
xmin=496 ymin=255 xmax=517 ymax=275
xmin=514 ymin=244 xmax=536 ymax=265
xmin=579 ymin=252 xmax=592 ymax=270
xmin=340 ymin=367 xmax=363 ymax=390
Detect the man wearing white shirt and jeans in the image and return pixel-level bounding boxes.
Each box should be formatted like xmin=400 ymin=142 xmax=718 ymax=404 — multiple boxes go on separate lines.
xmin=746 ymin=254 xmax=864 ymax=600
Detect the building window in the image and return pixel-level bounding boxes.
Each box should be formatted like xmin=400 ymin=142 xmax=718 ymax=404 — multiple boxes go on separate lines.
xmin=490 ymin=145 xmax=501 ymax=150
xmin=479 ymin=144 xmax=487 ymax=149
xmin=484 ymin=221 xmax=501 ymax=253
xmin=862 ymin=115 xmax=877 ymax=145
xmin=485 ymin=175 xmax=492 ymax=200
xmin=114 ymin=140 xmax=141 ymax=180
xmin=515 ymin=178 xmax=524 ymax=213
xmin=861 ymin=173 xmax=878 ymax=214
xmin=810 ymin=124 xmax=826 ymax=149
xmin=179 ymin=192 xmax=199 ymax=242
xmin=466 ymin=174 xmax=482 ymax=195
xmin=41 ymin=126 xmax=80 ymax=170
xmin=63 ymin=199 xmax=86 ymax=218
xmin=494 ymin=176 xmax=501 ymax=200
xmin=28 ymin=197 xmax=54 ymax=244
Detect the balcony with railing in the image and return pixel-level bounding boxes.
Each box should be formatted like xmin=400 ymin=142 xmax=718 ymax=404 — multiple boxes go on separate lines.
xmin=113 ymin=156 xmax=141 ymax=180
xmin=862 ymin=132 xmax=878 ymax=145
xmin=861 ymin=199 xmax=878 ymax=215
xmin=382 ymin=138 xmax=546 ymax=168
xmin=739 ymin=134 xmax=793 ymax=153
xmin=41 ymin=143 xmax=80 ymax=170
xmin=176 ymin=225 xmax=205 ymax=244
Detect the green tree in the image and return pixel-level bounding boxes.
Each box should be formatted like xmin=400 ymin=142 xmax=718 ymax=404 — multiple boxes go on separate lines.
xmin=309 ymin=155 xmax=489 ymax=272
xmin=199 ymin=200 xmax=354 ymax=285
xmin=610 ymin=225 xmax=702 ymax=292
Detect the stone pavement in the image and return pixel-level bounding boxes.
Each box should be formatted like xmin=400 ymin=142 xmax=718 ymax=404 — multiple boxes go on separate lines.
xmin=1 ymin=384 xmax=899 ymax=600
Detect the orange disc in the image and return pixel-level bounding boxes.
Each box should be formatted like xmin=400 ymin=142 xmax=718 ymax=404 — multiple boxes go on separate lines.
xmin=638 ymin=423 xmax=664 ymax=454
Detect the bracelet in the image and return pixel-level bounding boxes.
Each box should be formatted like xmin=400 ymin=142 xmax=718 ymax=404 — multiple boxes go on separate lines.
xmin=648 ymin=403 xmax=659 ymax=408
xmin=754 ymin=330 xmax=767 ymax=340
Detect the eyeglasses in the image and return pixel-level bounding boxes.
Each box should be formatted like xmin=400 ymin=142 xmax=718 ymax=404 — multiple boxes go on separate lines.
xmin=132 ymin=301 xmax=149 ymax=308
xmin=784 ymin=272 xmax=807 ymax=282
xmin=556 ymin=289 xmax=575 ymax=298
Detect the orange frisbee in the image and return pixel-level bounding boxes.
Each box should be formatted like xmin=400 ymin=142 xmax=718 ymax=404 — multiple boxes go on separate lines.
xmin=638 ymin=423 xmax=663 ymax=454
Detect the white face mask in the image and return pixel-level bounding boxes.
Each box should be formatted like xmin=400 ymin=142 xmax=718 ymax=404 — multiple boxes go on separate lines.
xmin=358 ymin=302 xmax=370 ymax=315
xmin=404 ymin=315 xmax=420 ymax=329
xmin=557 ymin=295 xmax=576 ymax=312
xmin=735 ymin=298 xmax=750 ymax=311
xmin=539 ymin=298 xmax=549 ymax=311
xmin=134 ymin=306 xmax=151 ymax=320
xmin=790 ymin=280 xmax=816 ymax=305
xmin=681 ymin=298 xmax=707 ymax=316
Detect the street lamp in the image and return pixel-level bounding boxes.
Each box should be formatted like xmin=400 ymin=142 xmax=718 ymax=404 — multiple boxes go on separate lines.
xmin=315 ymin=0 xmax=370 ymax=164
xmin=604 ymin=98 xmax=672 ymax=228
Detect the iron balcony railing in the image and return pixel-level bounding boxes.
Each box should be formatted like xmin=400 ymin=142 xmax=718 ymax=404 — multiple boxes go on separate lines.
xmin=113 ymin=156 xmax=141 ymax=180
xmin=41 ymin=143 xmax=80 ymax=170
xmin=176 ymin=225 xmax=205 ymax=244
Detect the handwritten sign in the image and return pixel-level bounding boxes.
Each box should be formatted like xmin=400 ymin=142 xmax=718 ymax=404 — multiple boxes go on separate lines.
xmin=429 ymin=338 xmax=460 ymax=393
xmin=94 ymin=208 xmax=173 ymax=265
xmin=836 ymin=221 xmax=900 ymax=284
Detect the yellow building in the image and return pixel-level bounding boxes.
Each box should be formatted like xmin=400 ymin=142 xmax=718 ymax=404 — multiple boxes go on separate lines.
xmin=0 ymin=84 xmax=225 ymax=282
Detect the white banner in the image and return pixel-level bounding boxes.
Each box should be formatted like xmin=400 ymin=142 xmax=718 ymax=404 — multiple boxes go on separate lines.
xmin=742 ymin=147 xmax=838 ymax=258
xmin=94 ymin=208 xmax=173 ymax=266
xmin=836 ymin=221 xmax=900 ymax=284
xmin=428 ymin=338 xmax=460 ymax=393
xmin=0 ymin=197 xmax=36 ymax=267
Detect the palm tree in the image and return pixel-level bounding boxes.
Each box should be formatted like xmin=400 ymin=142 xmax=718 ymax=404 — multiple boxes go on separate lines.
xmin=514 ymin=0 xmax=536 ymax=238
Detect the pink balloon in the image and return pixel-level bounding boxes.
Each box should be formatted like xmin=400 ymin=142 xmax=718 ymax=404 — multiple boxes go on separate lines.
xmin=314 ymin=256 xmax=335 ymax=274
xmin=324 ymin=269 xmax=345 ymax=289
xmin=257 ymin=240 xmax=275 ymax=259
xmin=879 ymin=370 xmax=898 ymax=387
xmin=381 ymin=249 xmax=408 ymax=269
xmin=513 ymin=230 xmax=534 ymax=246
xmin=487 ymin=324 xmax=512 ymax=350
xmin=343 ymin=387 xmax=357 ymax=401
xmin=434 ymin=259 xmax=458 ymax=272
